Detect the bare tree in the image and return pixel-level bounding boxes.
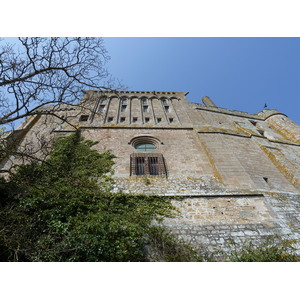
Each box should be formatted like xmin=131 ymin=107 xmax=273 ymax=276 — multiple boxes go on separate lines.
xmin=0 ymin=37 xmax=119 ymax=173
xmin=0 ymin=37 xmax=115 ymax=126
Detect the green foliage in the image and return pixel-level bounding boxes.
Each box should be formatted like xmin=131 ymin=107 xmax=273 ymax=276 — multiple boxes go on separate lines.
xmin=147 ymin=226 xmax=205 ymax=262
xmin=3 ymin=131 xmax=299 ymax=262
xmin=226 ymin=236 xmax=300 ymax=262
xmin=0 ymin=132 xmax=177 ymax=262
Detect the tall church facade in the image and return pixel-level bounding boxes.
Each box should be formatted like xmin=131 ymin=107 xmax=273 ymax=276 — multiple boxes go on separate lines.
xmin=2 ymin=90 xmax=300 ymax=254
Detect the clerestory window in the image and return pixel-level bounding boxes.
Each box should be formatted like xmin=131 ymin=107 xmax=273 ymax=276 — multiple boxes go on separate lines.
xmin=121 ymin=97 xmax=128 ymax=105
xmin=141 ymin=98 xmax=148 ymax=105
xmin=101 ymin=98 xmax=107 ymax=105
xmin=161 ymin=98 xmax=168 ymax=106
xmin=99 ymin=105 xmax=105 ymax=112
xmin=79 ymin=115 xmax=89 ymax=122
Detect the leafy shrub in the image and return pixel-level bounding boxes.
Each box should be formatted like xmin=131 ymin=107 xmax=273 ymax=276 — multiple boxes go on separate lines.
xmin=0 ymin=132 xmax=176 ymax=262
xmin=226 ymin=236 xmax=300 ymax=262
xmin=146 ymin=226 xmax=205 ymax=262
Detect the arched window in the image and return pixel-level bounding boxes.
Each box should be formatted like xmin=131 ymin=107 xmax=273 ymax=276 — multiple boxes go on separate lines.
xmin=135 ymin=143 xmax=156 ymax=152
xmin=129 ymin=136 xmax=167 ymax=176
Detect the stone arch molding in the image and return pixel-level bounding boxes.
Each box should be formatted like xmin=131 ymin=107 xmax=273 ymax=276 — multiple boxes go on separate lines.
xmin=128 ymin=135 xmax=163 ymax=149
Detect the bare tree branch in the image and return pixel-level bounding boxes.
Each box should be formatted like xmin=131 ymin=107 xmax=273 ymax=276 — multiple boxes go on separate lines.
xmin=0 ymin=37 xmax=123 ymax=173
xmin=0 ymin=37 xmax=117 ymax=126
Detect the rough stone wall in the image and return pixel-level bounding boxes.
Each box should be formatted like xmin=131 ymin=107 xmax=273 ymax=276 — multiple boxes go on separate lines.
xmin=198 ymin=133 xmax=298 ymax=192
xmin=162 ymin=192 xmax=300 ymax=258
xmin=80 ymin=127 xmax=215 ymax=179
xmin=259 ymin=110 xmax=300 ymax=144
xmin=2 ymin=90 xmax=300 ymax=258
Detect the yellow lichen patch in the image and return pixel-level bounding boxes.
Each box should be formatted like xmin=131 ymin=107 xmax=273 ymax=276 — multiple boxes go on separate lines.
xmin=267 ymin=121 xmax=300 ymax=145
xmin=186 ymin=176 xmax=204 ymax=181
xmin=231 ymin=122 xmax=258 ymax=136
xmin=195 ymin=134 xmax=223 ymax=183
xmin=65 ymin=124 xmax=78 ymax=130
xmin=259 ymin=145 xmax=300 ymax=187
xmin=199 ymin=126 xmax=242 ymax=135
xmin=235 ymin=126 xmax=258 ymax=136
xmin=126 ymin=176 xmax=167 ymax=183
xmin=199 ymin=124 xmax=261 ymax=137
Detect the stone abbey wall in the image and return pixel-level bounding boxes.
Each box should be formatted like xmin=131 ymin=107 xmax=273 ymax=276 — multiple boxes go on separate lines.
xmin=1 ymin=90 xmax=300 ymax=257
xmin=162 ymin=192 xmax=300 ymax=257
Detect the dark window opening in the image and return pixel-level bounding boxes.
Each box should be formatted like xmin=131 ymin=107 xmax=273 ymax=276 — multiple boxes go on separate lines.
xmin=99 ymin=105 xmax=105 ymax=112
xmin=120 ymin=117 xmax=125 ymax=123
xmin=143 ymin=106 xmax=149 ymax=112
xmin=130 ymin=153 xmax=167 ymax=176
xmin=148 ymin=156 xmax=159 ymax=175
xmin=79 ymin=115 xmax=89 ymax=122
xmin=157 ymin=118 xmax=162 ymax=123
xmin=249 ymin=120 xmax=257 ymax=126
xmin=164 ymin=106 xmax=170 ymax=113
xmin=132 ymin=117 xmax=138 ymax=123
xmin=257 ymin=130 xmax=264 ymax=136
xmin=169 ymin=118 xmax=174 ymax=123
xmin=107 ymin=117 xmax=113 ymax=123
xmin=162 ymin=99 xmax=168 ymax=106
xmin=145 ymin=117 xmax=150 ymax=123
xmin=135 ymin=157 xmax=145 ymax=175
xmin=121 ymin=98 xmax=128 ymax=105
xmin=121 ymin=105 xmax=127 ymax=112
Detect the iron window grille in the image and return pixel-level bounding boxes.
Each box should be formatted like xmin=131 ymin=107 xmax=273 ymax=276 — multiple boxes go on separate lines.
xmin=130 ymin=153 xmax=167 ymax=176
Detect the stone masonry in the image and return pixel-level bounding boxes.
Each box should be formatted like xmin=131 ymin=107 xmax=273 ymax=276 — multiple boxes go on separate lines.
xmin=1 ymin=90 xmax=300 ymax=257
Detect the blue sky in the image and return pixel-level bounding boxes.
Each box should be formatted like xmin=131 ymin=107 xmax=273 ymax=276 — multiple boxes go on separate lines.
xmin=103 ymin=37 xmax=300 ymax=124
